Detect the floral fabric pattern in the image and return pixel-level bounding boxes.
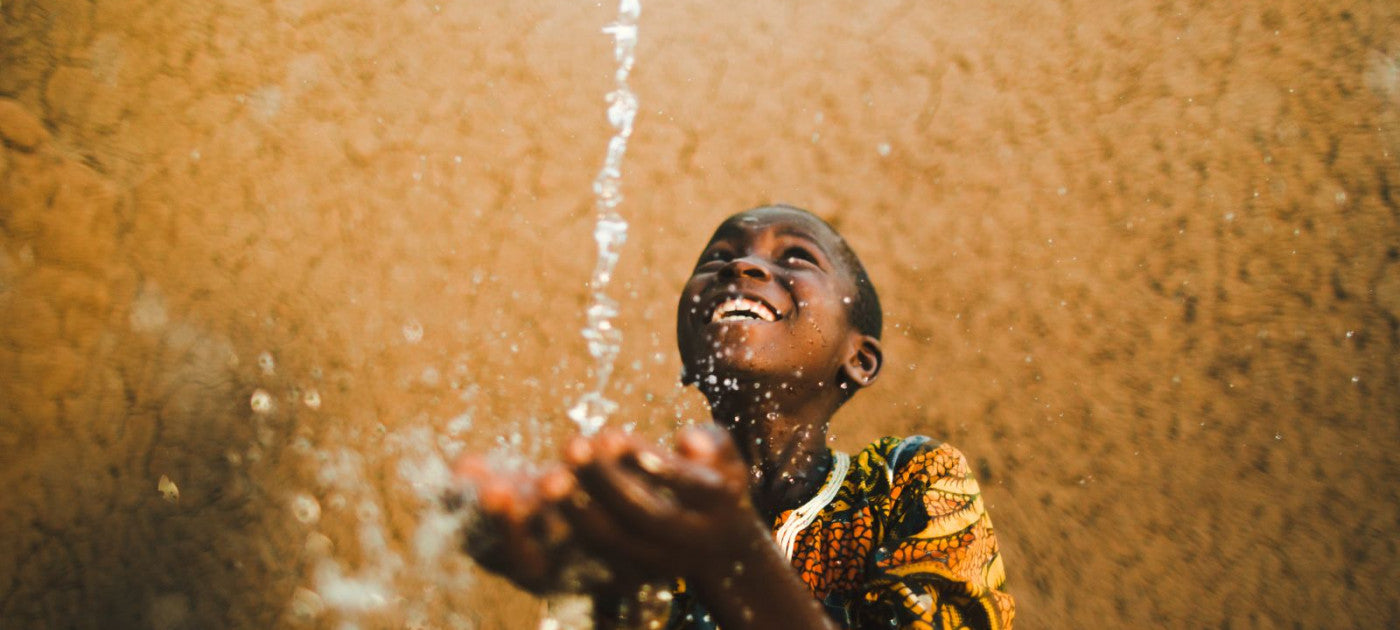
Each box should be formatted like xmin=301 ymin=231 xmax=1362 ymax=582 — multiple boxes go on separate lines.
xmin=666 ymin=436 xmax=1014 ymax=630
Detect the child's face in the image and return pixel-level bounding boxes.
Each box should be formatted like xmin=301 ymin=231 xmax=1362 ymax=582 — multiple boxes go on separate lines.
xmin=676 ymin=207 xmax=864 ymax=391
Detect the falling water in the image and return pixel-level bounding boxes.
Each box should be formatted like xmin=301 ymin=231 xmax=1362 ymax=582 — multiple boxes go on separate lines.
xmin=567 ymin=0 xmax=641 ymax=436
xmin=280 ymin=3 xmax=642 ymax=627
xmin=540 ymin=3 xmax=645 ymax=627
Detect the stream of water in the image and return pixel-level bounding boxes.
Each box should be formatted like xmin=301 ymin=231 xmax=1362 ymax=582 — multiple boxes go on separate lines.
xmin=286 ymin=2 xmax=644 ymax=627
xmin=568 ymin=0 xmax=642 ymax=436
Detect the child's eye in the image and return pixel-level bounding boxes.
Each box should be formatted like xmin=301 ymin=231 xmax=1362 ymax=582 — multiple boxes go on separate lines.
xmin=696 ymin=250 xmax=731 ymax=270
xmin=783 ymin=247 xmax=818 ymax=266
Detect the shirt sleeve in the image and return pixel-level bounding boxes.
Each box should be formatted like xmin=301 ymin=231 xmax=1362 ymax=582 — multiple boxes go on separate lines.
xmin=851 ymin=440 xmax=1016 ymax=630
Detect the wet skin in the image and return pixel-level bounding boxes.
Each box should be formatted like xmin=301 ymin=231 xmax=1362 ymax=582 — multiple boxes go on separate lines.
xmin=456 ymin=206 xmax=882 ymax=629
xmin=676 ymin=207 xmax=883 ymax=519
xmin=679 ymin=207 xmax=863 ymax=392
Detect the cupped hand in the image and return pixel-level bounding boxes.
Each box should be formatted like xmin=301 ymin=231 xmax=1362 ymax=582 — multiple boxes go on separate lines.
xmin=559 ymin=426 xmax=772 ymax=584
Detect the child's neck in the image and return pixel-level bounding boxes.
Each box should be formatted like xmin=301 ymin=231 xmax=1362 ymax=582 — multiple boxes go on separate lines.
xmin=703 ymin=381 xmax=843 ymax=523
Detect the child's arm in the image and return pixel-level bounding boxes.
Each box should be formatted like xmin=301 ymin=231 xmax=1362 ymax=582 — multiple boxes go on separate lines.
xmin=560 ymin=428 xmax=842 ymax=630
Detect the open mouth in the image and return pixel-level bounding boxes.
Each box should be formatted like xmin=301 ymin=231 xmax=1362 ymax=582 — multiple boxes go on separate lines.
xmin=709 ymin=296 xmax=780 ymax=323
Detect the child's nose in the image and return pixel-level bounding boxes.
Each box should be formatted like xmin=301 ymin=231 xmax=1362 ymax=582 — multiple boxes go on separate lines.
xmin=719 ymin=257 xmax=772 ymax=281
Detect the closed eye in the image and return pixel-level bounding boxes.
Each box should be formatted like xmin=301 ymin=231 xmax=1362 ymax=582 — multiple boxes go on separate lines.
xmin=782 ymin=246 xmax=819 ymax=267
xmin=696 ymin=248 xmax=732 ymax=270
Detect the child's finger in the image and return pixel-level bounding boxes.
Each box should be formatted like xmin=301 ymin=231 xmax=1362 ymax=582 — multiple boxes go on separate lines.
xmin=676 ymin=425 xmax=744 ymax=469
xmin=564 ymin=430 xmax=636 ymax=468
xmin=476 ymin=477 xmax=518 ymax=515
xmin=592 ymin=430 xmax=635 ymax=459
xmin=564 ymin=434 xmax=595 ymax=466
xmin=675 ymin=425 xmax=722 ymax=462
xmin=537 ymin=466 xmax=577 ymax=502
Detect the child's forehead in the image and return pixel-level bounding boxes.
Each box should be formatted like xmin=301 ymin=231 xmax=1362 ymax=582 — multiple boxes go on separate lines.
xmin=707 ymin=207 xmax=841 ymax=247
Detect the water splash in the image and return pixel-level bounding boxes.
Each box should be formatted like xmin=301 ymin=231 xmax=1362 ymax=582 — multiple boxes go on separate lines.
xmin=298 ymin=423 xmax=479 ymax=628
xmin=282 ymin=3 xmax=644 ymax=625
xmin=545 ymin=3 xmax=644 ymax=628
xmin=568 ymin=0 xmax=641 ymax=436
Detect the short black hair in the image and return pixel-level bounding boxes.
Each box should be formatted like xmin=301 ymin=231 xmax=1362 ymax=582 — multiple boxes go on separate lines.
xmin=759 ymin=204 xmax=882 ymax=341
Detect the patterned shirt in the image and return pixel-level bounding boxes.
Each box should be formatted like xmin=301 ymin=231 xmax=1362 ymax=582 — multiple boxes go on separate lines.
xmin=664 ymin=436 xmax=1015 ymax=630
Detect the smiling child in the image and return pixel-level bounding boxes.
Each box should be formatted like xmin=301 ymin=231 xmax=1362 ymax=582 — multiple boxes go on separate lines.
xmin=457 ymin=205 xmax=1014 ymax=629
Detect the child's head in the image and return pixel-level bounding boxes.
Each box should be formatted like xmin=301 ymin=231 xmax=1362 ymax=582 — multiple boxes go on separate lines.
xmin=676 ymin=204 xmax=883 ymax=407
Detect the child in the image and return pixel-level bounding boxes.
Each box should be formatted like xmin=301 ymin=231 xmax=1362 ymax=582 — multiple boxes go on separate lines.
xmin=456 ymin=205 xmax=1015 ymax=629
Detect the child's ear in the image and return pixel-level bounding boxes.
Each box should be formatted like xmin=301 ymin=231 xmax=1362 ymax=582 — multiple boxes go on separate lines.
xmin=841 ymin=334 xmax=883 ymax=389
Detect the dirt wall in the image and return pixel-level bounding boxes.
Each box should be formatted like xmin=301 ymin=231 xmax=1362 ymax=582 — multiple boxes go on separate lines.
xmin=3 ymin=0 xmax=1399 ymax=627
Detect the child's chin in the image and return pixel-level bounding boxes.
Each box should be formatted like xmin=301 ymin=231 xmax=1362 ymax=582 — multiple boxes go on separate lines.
xmin=686 ymin=358 xmax=788 ymax=388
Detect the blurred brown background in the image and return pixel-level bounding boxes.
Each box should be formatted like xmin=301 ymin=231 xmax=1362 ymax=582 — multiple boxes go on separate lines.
xmin=3 ymin=0 xmax=1398 ymax=627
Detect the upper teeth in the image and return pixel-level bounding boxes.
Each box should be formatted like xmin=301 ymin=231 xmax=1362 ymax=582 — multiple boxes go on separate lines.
xmin=711 ymin=297 xmax=777 ymax=323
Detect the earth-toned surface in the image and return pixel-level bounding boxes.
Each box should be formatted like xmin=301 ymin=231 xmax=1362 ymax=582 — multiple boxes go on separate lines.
xmin=3 ymin=1 xmax=1398 ymax=627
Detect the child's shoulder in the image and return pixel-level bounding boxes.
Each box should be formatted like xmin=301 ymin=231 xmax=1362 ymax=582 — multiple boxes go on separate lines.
xmin=850 ymin=435 xmax=980 ymax=490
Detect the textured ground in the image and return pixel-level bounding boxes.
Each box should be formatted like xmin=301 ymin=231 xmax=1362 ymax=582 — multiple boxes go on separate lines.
xmin=3 ymin=0 xmax=1399 ymax=628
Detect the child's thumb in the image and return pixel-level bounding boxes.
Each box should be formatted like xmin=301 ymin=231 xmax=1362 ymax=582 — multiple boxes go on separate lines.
xmin=675 ymin=424 xmax=734 ymax=463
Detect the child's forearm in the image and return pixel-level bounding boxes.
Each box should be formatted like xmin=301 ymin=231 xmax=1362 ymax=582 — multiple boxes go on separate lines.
xmin=689 ymin=521 xmax=841 ymax=630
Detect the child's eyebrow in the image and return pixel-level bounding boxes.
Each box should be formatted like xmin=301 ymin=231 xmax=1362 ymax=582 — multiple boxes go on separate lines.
xmin=706 ymin=218 xmax=836 ymax=257
xmin=705 ymin=222 xmax=747 ymax=245
xmin=772 ymin=226 xmax=835 ymax=256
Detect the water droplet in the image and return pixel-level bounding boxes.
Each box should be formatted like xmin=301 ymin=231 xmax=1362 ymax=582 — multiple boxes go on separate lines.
xmin=356 ymin=500 xmax=381 ymax=523
xmin=258 ymin=351 xmax=276 ymax=375
xmin=288 ymin=587 xmax=325 ymax=621
xmin=446 ymin=413 xmax=472 ymax=436
xmin=158 ymin=475 xmax=180 ymax=502
xmin=291 ymin=493 xmax=322 ymax=524
xmin=876 ymin=142 xmax=892 ymax=157
xmin=251 ymin=389 xmax=273 ymax=414
xmin=302 ymin=389 xmax=321 ymax=409
xmin=402 ymin=320 xmax=424 ymax=344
